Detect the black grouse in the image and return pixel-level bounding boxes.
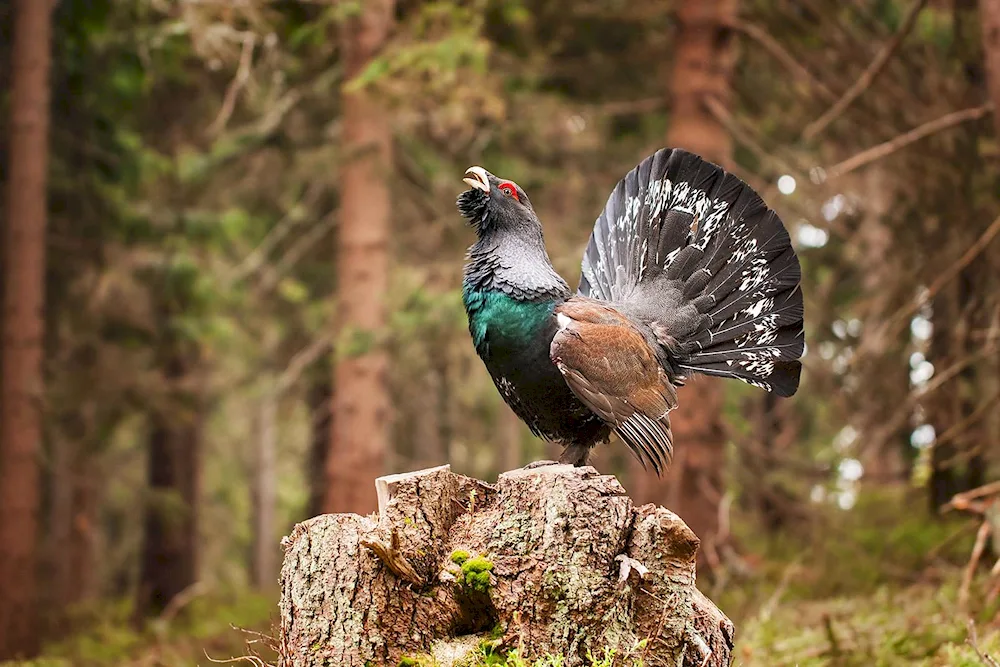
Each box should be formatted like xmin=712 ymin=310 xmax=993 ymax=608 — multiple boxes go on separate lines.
xmin=458 ymin=148 xmax=804 ymax=474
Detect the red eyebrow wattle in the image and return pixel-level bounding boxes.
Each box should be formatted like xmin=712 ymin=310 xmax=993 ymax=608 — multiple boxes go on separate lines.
xmin=499 ymin=182 xmax=519 ymax=201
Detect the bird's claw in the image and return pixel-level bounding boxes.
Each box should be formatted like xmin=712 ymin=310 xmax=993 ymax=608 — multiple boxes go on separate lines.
xmin=521 ymin=459 xmax=559 ymax=470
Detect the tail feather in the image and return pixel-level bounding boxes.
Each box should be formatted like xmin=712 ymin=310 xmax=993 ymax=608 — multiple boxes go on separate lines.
xmin=578 ymin=148 xmax=805 ymax=396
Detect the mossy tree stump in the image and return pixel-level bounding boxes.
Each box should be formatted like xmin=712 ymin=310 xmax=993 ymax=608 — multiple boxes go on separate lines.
xmin=278 ymin=464 xmax=734 ymax=666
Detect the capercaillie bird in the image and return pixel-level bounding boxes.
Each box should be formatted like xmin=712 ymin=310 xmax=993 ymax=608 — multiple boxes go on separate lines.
xmin=458 ymin=149 xmax=804 ymax=474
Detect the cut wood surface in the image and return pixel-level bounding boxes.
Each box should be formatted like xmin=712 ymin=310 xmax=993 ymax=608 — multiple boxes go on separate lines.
xmin=278 ymin=464 xmax=733 ymax=666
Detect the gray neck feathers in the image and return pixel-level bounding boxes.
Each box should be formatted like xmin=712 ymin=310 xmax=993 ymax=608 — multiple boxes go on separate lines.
xmin=465 ymin=229 xmax=570 ymax=302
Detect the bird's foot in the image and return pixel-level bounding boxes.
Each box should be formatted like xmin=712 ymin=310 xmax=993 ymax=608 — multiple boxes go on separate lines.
xmin=558 ymin=443 xmax=592 ymax=467
xmin=521 ymin=459 xmax=559 ymax=470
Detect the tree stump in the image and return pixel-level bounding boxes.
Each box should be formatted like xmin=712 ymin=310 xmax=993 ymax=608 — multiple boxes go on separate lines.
xmin=278 ymin=464 xmax=734 ymax=666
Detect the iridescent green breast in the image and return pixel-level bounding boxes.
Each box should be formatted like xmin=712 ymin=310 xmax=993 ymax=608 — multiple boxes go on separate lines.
xmin=462 ymin=287 xmax=557 ymax=355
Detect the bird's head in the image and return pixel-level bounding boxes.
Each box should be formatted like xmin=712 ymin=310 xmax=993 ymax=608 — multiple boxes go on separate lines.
xmin=457 ymin=166 xmax=539 ymax=238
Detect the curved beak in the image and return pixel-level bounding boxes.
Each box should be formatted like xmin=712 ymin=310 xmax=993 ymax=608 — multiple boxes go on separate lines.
xmin=463 ymin=166 xmax=490 ymax=193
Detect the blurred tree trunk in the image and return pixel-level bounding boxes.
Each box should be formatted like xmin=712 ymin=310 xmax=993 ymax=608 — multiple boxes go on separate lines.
xmin=43 ymin=430 xmax=73 ymax=633
xmin=630 ymin=0 xmax=736 ymax=553
xmin=928 ymin=288 xmax=962 ymax=510
xmin=409 ymin=363 xmax=444 ymax=470
xmin=137 ymin=350 xmax=202 ymax=617
xmin=324 ymin=0 xmax=395 ymax=515
xmin=67 ymin=468 xmax=98 ymax=605
xmin=251 ymin=391 xmax=277 ymax=589
xmin=746 ymin=393 xmax=797 ymax=532
xmin=498 ymin=408 xmax=522 ymax=474
xmin=306 ymin=371 xmax=331 ymax=518
xmin=983 ymin=0 xmax=1000 ymax=138
xmin=856 ymin=168 xmax=910 ymax=481
xmin=44 ymin=429 xmax=98 ymax=635
xmin=981 ymin=0 xmax=1000 ymax=481
xmin=928 ymin=0 xmax=991 ymax=509
xmin=0 ymin=0 xmax=53 ymax=657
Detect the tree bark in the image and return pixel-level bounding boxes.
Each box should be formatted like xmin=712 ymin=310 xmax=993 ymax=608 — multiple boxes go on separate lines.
xmin=279 ymin=465 xmax=733 ymax=667
xmin=324 ymin=0 xmax=395 ymax=515
xmin=0 ymin=0 xmax=54 ymax=657
xmin=630 ymin=0 xmax=737 ymax=552
xmin=982 ymin=0 xmax=1000 ymax=139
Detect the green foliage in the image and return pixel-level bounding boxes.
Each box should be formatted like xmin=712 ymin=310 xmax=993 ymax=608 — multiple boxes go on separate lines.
xmin=739 ymin=584 xmax=999 ymax=666
xmin=346 ymin=1 xmax=491 ymax=93
xmin=450 ymin=549 xmax=471 ymax=565
xmin=2 ymin=592 xmax=275 ymax=667
xmin=720 ymin=487 xmax=977 ymax=623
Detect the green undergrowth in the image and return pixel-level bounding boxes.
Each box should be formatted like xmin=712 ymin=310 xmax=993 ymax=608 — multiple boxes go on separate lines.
xmin=720 ymin=487 xmax=998 ymax=666
xmin=737 ymin=582 xmax=999 ymax=666
xmin=2 ymin=590 xmax=276 ymax=667
xmin=719 ymin=487 xmax=978 ymax=621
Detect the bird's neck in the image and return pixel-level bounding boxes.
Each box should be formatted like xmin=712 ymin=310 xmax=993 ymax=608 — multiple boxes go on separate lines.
xmin=463 ymin=229 xmax=570 ymax=302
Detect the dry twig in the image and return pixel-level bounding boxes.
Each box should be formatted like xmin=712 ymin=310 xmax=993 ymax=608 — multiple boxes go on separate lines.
xmin=158 ymin=581 xmax=209 ymax=625
xmin=950 ymin=482 xmax=1000 ymax=510
xmin=703 ymin=96 xmax=808 ymax=181
xmin=727 ymin=19 xmax=836 ymax=102
xmin=960 ymin=520 xmax=993 ymax=611
xmin=275 ymin=335 xmax=332 ymax=395
xmin=208 ymin=32 xmax=257 ymax=136
xmin=823 ymin=104 xmax=994 ymax=179
xmin=966 ymin=619 xmax=1000 ymax=667
xmin=802 ymin=0 xmax=929 ymax=140
xmin=861 ymin=211 xmax=1000 ymax=359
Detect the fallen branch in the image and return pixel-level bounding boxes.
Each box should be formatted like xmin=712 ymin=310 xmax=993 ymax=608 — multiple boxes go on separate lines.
xmin=960 ymin=520 xmax=992 ymax=611
xmin=967 ymin=619 xmax=1000 ymax=667
xmin=949 ymin=481 xmax=1000 ymax=511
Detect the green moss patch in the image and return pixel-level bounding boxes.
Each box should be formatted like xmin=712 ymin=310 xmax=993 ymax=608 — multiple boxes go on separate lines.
xmin=460 ymin=555 xmax=494 ymax=593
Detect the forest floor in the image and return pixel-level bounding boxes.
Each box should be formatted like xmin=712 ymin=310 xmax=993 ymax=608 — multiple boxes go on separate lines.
xmin=4 ymin=489 xmax=998 ymax=667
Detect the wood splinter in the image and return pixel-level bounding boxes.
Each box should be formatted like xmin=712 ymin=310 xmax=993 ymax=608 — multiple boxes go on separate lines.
xmin=615 ymin=554 xmax=649 ymax=584
xmin=361 ymin=527 xmax=424 ymax=587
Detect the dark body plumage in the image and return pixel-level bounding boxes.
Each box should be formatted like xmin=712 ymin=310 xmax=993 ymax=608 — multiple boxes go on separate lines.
xmin=458 ymin=149 xmax=805 ymax=473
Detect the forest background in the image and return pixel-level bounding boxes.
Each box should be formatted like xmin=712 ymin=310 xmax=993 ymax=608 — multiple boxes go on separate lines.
xmin=1 ymin=0 xmax=1000 ymax=665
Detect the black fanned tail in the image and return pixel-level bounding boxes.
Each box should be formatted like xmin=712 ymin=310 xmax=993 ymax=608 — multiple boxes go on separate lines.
xmin=579 ymin=148 xmax=805 ymax=396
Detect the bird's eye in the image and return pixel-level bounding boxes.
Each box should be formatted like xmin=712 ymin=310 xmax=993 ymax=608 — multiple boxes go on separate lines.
xmin=499 ymin=182 xmax=519 ymax=201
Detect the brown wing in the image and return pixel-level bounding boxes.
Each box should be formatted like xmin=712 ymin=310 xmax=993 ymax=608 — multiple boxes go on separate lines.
xmin=550 ymin=298 xmax=678 ymax=474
